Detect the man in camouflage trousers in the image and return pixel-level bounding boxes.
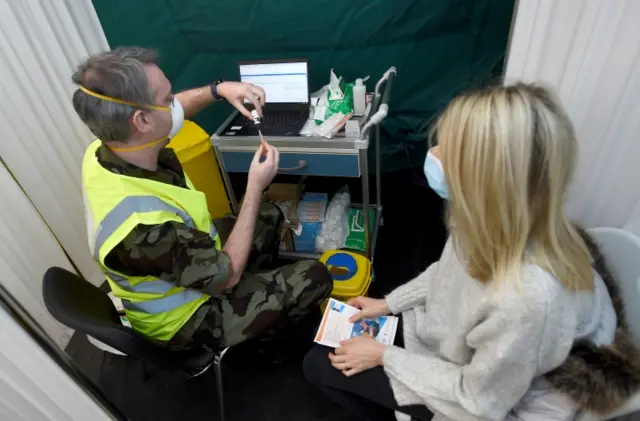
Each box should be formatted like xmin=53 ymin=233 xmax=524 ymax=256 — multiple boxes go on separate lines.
xmin=74 ymin=47 xmax=332 ymax=352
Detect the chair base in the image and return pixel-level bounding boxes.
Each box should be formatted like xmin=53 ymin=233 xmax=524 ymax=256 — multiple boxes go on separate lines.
xmin=214 ymin=347 xmax=230 ymax=421
xmin=88 ymin=333 xmax=229 ymax=421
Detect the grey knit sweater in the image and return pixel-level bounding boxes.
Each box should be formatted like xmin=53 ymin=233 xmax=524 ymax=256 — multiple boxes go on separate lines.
xmin=383 ymin=239 xmax=616 ymax=421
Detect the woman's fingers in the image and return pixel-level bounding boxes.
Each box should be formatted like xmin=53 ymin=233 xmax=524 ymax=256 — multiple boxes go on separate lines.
xmin=347 ymin=297 xmax=368 ymax=322
xmin=332 ymin=360 xmax=346 ymax=371
xmin=348 ymin=296 xmax=367 ymax=308
xmin=330 ymin=357 xmax=351 ymax=371
xmin=329 ymin=352 xmax=354 ymax=373
xmin=347 ymin=297 xmax=360 ymax=307
xmin=329 ymin=352 xmax=348 ymax=363
xmin=330 ymin=351 xmax=368 ymax=376
xmin=349 ymin=311 xmax=365 ymax=323
xmin=334 ymin=345 xmax=349 ymax=355
xmin=343 ymin=367 xmax=361 ymax=377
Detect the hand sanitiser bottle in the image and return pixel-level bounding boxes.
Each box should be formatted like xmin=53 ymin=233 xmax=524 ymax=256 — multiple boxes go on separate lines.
xmin=352 ymin=78 xmax=366 ymax=116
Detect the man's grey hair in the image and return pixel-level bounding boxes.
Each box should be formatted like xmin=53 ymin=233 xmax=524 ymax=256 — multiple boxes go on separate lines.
xmin=71 ymin=47 xmax=159 ymax=142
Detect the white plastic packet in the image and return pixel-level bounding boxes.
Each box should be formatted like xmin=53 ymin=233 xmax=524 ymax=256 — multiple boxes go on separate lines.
xmin=316 ymin=187 xmax=351 ymax=252
xmin=328 ymin=68 xmax=344 ymax=100
xmin=313 ymin=112 xmax=352 ymax=139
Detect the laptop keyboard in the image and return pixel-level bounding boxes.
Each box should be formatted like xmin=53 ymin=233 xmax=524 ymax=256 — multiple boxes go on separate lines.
xmin=260 ymin=110 xmax=308 ymax=129
xmin=243 ymin=109 xmax=307 ymax=136
xmin=226 ymin=108 xmax=308 ymax=136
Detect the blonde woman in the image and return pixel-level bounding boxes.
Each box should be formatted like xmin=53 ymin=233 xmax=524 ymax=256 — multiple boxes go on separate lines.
xmin=303 ymin=84 xmax=632 ymax=421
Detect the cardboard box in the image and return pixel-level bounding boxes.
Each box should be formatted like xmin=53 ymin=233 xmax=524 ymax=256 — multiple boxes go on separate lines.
xmin=264 ymin=182 xmax=304 ymax=252
xmin=345 ymin=116 xmax=365 ymax=138
xmin=295 ymin=193 xmax=328 ymax=253
xmin=344 ymin=103 xmax=371 ymax=138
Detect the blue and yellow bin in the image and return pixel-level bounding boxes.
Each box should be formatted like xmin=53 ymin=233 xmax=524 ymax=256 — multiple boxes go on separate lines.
xmin=320 ymin=250 xmax=372 ymax=311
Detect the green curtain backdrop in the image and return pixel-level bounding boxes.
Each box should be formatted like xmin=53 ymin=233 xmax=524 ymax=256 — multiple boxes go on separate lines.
xmin=93 ymin=0 xmax=514 ymax=171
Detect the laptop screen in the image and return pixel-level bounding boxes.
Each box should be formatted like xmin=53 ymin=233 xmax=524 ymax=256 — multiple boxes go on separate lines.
xmin=239 ymin=60 xmax=309 ymax=104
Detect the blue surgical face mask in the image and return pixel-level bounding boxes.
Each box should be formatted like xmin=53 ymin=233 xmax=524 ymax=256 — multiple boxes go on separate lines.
xmin=423 ymin=150 xmax=449 ymax=199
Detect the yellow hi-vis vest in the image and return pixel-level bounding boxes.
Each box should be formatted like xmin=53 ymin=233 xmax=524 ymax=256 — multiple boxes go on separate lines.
xmin=82 ymin=139 xmax=221 ymax=341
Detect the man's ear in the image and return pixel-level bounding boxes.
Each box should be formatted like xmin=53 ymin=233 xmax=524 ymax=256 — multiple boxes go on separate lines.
xmin=131 ymin=109 xmax=152 ymax=134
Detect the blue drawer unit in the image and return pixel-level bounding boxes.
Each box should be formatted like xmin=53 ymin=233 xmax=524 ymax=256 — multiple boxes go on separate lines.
xmin=221 ymin=151 xmax=360 ymax=177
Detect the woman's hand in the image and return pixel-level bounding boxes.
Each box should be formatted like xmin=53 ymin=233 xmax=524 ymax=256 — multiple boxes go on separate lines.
xmin=329 ymin=336 xmax=387 ymax=377
xmin=347 ymin=296 xmax=391 ymax=322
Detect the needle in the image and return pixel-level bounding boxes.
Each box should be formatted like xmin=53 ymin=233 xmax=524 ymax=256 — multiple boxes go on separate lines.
xmin=258 ymin=129 xmax=265 ymax=145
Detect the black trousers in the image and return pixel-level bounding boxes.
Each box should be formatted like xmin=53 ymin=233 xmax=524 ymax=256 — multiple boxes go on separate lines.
xmin=303 ymin=318 xmax=433 ymax=421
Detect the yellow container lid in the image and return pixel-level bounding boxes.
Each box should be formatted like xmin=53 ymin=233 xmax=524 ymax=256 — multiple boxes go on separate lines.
xmin=168 ymin=120 xmax=212 ymax=162
xmin=320 ymin=250 xmax=372 ymax=297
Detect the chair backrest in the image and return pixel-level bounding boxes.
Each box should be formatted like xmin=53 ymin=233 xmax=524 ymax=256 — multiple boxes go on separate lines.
xmin=42 ymin=267 xmax=210 ymax=373
xmin=589 ymin=228 xmax=640 ymax=345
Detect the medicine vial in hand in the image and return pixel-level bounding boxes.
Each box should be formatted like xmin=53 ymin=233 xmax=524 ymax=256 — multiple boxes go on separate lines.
xmin=251 ymin=109 xmax=261 ymax=125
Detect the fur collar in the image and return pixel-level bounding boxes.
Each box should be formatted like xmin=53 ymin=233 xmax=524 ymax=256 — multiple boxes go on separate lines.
xmin=545 ymin=227 xmax=640 ymax=414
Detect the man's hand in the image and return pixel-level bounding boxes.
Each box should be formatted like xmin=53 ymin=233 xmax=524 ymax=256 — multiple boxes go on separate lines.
xmin=247 ymin=143 xmax=279 ymax=193
xmin=347 ymin=297 xmax=391 ymax=322
xmin=221 ymin=144 xmax=277 ymax=290
xmin=329 ymin=336 xmax=387 ymax=377
xmin=217 ymin=81 xmax=266 ymax=119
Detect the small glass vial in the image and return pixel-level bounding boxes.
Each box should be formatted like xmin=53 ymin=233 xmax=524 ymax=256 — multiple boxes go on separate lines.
xmin=250 ymin=109 xmax=261 ymax=126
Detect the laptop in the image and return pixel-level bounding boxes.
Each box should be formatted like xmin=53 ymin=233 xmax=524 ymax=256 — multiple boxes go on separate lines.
xmin=222 ymin=58 xmax=310 ymax=137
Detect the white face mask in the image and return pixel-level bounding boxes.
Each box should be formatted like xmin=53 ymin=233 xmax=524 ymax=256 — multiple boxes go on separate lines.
xmin=423 ymin=150 xmax=449 ymax=199
xmin=169 ymin=98 xmax=184 ymax=138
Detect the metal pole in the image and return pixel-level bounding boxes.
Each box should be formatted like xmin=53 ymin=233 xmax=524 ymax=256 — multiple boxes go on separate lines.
xmin=213 ymin=144 xmax=238 ymax=214
xmin=215 ymin=347 xmax=230 ymax=421
xmin=375 ymin=124 xmax=382 ymax=208
xmin=360 ymin=148 xmax=371 ymax=258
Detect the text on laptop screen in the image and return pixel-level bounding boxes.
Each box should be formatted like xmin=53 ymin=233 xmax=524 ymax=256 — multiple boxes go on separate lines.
xmin=239 ymin=61 xmax=308 ymax=104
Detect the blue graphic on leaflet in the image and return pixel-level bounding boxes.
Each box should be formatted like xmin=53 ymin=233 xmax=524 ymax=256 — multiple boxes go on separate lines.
xmin=325 ymin=253 xmax=357 ymax=281
xmin=330 ymin=300 xmax=346 ymax=313
xmin=351 ymin=317 xmax=387 ymax=339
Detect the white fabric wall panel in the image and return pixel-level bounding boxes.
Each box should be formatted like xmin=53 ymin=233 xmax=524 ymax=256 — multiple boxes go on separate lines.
xmin=0 ymin=305 xmax=113 ymax=421
xmin=505 ymin=0 xmax=640 ymax=233
xmin=0 ymin=0 xmax=109 ymax=285
xmin=0 ymin=163 xmax=74 ymax=348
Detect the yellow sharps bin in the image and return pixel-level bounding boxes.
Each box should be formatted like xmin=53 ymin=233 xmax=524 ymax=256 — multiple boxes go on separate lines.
xmin=169 ymin=121 xmax=231 ymax=219
xmin=319 ymin=250 xmax=372 ymax=312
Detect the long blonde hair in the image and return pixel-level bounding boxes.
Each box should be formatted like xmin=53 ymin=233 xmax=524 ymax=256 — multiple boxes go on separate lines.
xmin=434 ymin=83 xmax=593 ymax=290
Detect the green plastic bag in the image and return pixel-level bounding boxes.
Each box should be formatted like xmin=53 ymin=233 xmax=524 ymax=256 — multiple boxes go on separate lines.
xmin=314 ymin=70 xmax=354 ymax=124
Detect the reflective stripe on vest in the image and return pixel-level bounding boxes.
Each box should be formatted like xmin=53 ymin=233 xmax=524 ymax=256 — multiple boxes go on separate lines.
xmin=121 ymin=288 xmax=205 ymax=314
xmin=106 ymin=268 xmax=204 ymax=314
xmin=96 ymin=196 xmax=219 ymax=317
xmin=94 ymin=195 xmax=218 ymax=259
xmin=210 ymin=223 xmax=217 ymax=240
xmin=105 ymin=270 xmax=174 ymax=294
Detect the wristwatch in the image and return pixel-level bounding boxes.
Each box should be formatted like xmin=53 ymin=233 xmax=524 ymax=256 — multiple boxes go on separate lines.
xmin=210 ymin=79 xmax=225 ymax=100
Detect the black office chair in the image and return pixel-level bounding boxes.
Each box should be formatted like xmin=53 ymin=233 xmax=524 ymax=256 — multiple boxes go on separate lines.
xmin=43 ymin=266 xmax=230 ymax=421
